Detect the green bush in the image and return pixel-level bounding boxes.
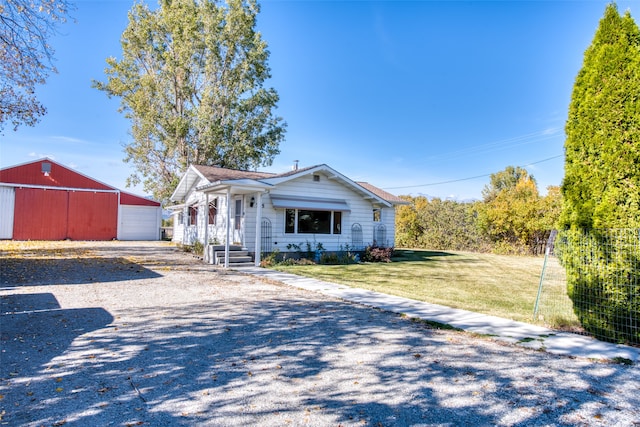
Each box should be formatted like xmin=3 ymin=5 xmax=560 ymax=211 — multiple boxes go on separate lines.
xmin=557 ymin=229 xmax=639 ymax=345
xmin=260 ymin=249 xmax=280 ymax=267
xmin=319 ymin=252 xmax=340 ymax=265
xmin=192 ymin=240 xmax=204 ymax=256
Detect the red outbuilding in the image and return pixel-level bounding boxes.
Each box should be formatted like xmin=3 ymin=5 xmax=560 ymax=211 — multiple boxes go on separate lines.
xmin=0 ymin=158 xmax=162 ymax=241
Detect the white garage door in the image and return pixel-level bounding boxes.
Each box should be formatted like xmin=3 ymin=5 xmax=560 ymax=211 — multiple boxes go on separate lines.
xmin=0 ymin=186 xmax=15 ymax=239
xmin=118 ymin=205 xmax=161 ymax=240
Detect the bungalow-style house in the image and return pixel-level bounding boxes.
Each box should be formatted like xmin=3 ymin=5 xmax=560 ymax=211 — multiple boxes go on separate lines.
xmin=169 ymin=163 xmax=407 ymax=267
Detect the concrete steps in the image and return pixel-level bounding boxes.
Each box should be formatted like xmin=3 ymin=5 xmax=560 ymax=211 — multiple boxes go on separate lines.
xmin=208 ymin=245 xmax=254 ymax=267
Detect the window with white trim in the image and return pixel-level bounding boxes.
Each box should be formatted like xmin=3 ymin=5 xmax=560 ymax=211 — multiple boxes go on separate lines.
xmin=189 ymin=206 xmax=198 ymax=226
xmin=285 ymin=209 xmax=342 ymax=234
xmin=208 ymin=199 xmax=217 ymax=225
xmin=234 ymin=199 xmax=242 ymax=230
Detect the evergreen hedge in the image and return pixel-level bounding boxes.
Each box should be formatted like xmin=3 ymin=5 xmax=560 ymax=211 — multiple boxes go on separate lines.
xmin=556 ymin=229 xmax=639 ymax=345
xmin=560 ymin=4 xmax=640 ymax=344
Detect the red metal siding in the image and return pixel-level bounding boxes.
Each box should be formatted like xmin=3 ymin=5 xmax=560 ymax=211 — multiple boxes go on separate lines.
xmin=67 ymin=191 xmax=118 ymax=240
xmin=0 ymin=160 xmax=113 ymax=190
xmin=12 ymin=188 xmax=118 ymax=240
xmin=13 ymin=188 xmax=69 ymax=240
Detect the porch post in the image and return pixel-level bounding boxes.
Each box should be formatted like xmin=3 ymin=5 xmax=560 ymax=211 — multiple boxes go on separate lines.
xmin=224 ymin=187 xmax=231 ymax=268
xmin=182 ymin=206 xmax=188 ymax=245
xmin=254 ymin=192 xmax=263 ymax=267
xmin=204 ymin=192 xmax=209 ymax=263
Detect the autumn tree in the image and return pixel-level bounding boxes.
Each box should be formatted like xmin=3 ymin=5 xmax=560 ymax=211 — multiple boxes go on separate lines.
xmin=93 ymin=0 xmax=286 ymax=201
xmin=395 ymin=195 xmax=425 ymax=248
xmin=0 ymin=0 xmax=73 ymax=131
xmin=476 ymin=167 xmax=560 ymax=254
xmin=537 ymin=185 xmax=563 ymax=232
xmin=481 ymin=166 xmax=530 ymax=202
xmin=478 ymin=171 xmax=538 ymax=253
xmin=558 ymin=3 xmax=640 ymax=344
xmin=395 ymin=196 xmax=488 ymax=252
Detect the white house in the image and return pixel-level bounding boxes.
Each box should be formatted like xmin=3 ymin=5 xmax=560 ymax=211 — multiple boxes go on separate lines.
xmin=169 ymin=163 xmax=407 ymax=267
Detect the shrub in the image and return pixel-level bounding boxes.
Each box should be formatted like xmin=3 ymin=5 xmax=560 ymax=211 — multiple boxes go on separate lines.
xmin=362 ymin=245 xmax=394 ymax=263
xmin=287 ymin=241 xmax=325 ymax=261
xmin=260 ymin=249 xmax=280 ymax=267
xmin=319 ymin=252 xmax=340 ymax=265
xmin=192 ymin=240 xmax=204 ymax=256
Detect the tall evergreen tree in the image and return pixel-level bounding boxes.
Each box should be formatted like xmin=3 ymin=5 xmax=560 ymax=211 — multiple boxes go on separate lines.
xmin=561 ymin=3 xmax=640 ymax=229
xmin=559 ymin=3 xmax=640 ymax=345
xmin=94 ymin=0 xmax=286 ymax=202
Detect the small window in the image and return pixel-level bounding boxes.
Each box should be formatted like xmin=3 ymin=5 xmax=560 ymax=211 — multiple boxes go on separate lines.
xmin=208 ymin=199 xmax=217 ymax=225
xmin=177 ymin=212 xmax=184 ymax=225
xmin=313 ymin=174 xmax=320 ymax=182
xmin=333 ymin=211 xmax=342 ymax=234
xmin=189 ymin=206 xmax=198 ymax=226
xmin=373 ymin=209 xmax=381 ymax=222
xmin=285 ymin=209 xmax=295 ymax=233
xmin=234 ymin=199 xmax=242 ymax=230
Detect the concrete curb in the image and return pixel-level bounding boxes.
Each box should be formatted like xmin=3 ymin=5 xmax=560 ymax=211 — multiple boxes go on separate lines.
xmin=241 ymin=267 xmax=640 ymax=364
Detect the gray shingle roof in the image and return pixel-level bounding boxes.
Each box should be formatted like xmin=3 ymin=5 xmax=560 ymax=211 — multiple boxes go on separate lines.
xmin=193 ymin=165 xmax=275 ymax=181
xmin=356 ymin=182 xmax=408 ymax=205
xmin=190 ymin=164 xmax=406 ymax=205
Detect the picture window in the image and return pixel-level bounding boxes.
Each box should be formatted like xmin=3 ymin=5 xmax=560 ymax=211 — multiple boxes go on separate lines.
xmin=285 ymin=209 xmax=342 ymax=234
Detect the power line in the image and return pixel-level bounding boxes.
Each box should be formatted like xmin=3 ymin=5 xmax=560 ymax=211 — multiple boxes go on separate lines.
xmin=383 ymin=154 xmax=564 ymax=190
xmin=423 ymin=128 xmax=561 ymax=162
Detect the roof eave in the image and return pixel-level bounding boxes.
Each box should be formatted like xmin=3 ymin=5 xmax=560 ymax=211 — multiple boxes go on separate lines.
xmin=170 ymin=165 xmax=208 ymax=202
xmin=196 ymin=179 xmax=273 ymax=194
xmin=264 ymin=164 xmax=392 ymax=207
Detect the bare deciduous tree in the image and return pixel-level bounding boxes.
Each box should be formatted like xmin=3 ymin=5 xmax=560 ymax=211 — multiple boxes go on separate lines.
xmin=0 ymin=0 xmax=74 ymax=131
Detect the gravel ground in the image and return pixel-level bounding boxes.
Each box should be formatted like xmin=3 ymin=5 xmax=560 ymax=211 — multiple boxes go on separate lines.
xmin=1 ymin=241 xmax=639 ymax=427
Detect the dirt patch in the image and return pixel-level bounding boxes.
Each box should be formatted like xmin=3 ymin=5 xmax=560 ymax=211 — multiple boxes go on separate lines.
xmin=1 ymin=241 xmax=639 ymax=426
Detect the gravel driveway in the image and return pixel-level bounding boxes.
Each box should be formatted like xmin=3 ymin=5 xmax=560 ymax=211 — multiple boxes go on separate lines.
xmin=1 ymin=241 xmax=639 ymax=427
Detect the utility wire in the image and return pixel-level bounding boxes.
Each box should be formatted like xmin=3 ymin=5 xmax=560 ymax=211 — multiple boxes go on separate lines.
xmin=383 ymin=154 xmax=563 ymax=190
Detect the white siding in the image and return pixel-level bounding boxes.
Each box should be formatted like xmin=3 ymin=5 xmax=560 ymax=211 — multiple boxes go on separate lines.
xmin=0 ymin=186 xmax=15 ymax=239
xmin=172 ymin=170 xmax=399 ymax=252
xmin=256 ymin=172 xmax=390 ymax=252
xmin=118 ymin=205 xmax=162 ymax=240
xmin=172 ymin=211 xmax=185 ymax=243
xmin=178 ymin=180 xmax=231 ymax=246
xmin=181 ymin=178 xmax=208 ymax=245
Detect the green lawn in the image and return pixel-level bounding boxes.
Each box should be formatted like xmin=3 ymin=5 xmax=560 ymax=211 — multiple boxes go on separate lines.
xmin=273 ymin=249 xmax=578 ymax=326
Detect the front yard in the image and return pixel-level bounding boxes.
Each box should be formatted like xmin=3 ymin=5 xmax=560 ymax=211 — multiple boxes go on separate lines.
xmin=273 ymin=249 xmax=578 ymax=327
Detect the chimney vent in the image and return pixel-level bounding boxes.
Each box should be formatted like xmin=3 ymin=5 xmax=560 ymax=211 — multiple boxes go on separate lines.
xmin=292 ymin=160 xmax=299 ymax=171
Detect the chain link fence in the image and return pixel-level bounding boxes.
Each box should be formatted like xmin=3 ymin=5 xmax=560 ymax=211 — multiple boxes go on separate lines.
xmin=534 ymin=229 xmax=639 ymax=346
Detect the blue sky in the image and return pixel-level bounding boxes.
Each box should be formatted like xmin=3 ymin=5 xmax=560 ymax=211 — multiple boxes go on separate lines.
xmin=2 ymin=0 xmax=637 ymax=201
